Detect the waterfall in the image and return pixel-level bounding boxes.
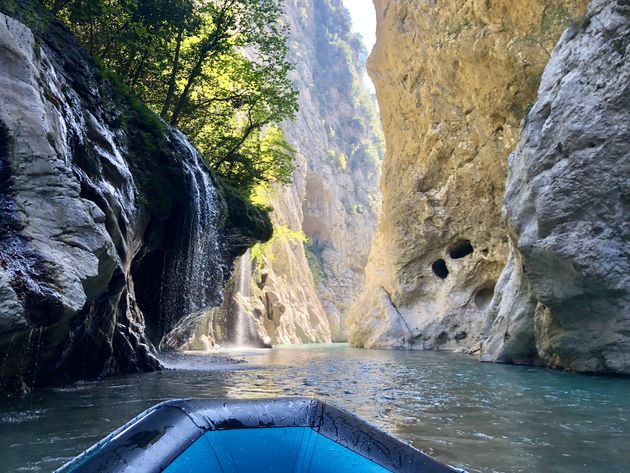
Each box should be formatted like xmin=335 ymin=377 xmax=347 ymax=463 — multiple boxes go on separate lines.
xmin=160 ymin=130 xmax=226 ymax=336
xmin=234 ymin=249 xmax=254 ymax=348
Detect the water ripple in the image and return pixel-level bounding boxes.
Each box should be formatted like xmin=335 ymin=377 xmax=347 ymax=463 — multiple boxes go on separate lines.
xmin=1 ymin=345 xmax=629 ymax=473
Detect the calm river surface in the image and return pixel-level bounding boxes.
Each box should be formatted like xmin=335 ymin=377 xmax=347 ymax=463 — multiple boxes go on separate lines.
xmin=1 ymin=344 xmax=629 ymax=472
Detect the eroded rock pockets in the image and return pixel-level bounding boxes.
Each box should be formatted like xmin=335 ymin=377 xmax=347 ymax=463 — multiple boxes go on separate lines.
xmin=482 ymin=0 xmax=630 ymax=375
xmin=349 ymin=0 xmax=588 ymax=353
xmin=0 ymin=3 xmax=270 ymax=397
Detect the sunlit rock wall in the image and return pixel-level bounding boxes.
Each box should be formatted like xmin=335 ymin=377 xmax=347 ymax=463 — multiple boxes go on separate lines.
xmin=349 ymin=0 xmax=587 ymax=351
xmin=482 ymin=0 xmax=630 ymax=374
xmin=246 ymin=0 xmax=383 ymax=344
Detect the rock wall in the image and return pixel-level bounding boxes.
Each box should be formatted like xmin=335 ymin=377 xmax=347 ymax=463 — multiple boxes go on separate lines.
xmin=0 ymin=3 xmax=270 ymax=396
xmin=255 ymin=0 xmax=383 ymax=343
xmin=175 ymin=0 xmax=383 ymax=348
xmin=482 ymin=0 xmax=630 ymax=374
xmin=295 ymin=0 xmax=384 ymax=341
xmin=140 ymin=0 xmax=385 ymax=351
xmin=349 ymin=0 xmax=587 ymax=350
xmin=254 ymin=184 xmax=333 ymax=345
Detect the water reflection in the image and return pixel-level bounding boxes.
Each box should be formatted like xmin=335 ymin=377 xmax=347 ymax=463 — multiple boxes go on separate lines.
xmin=1 ymin=345 xmax=629 ymax=472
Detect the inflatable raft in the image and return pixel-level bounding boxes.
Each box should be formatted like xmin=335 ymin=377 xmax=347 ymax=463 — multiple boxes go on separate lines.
xmin=58 ymin=398 xmax=460 ymax=472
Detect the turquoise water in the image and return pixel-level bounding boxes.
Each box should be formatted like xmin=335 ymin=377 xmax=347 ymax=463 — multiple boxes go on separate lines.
xmin=165 ymin=428 xmax=389 ymax=473
xmin=1 ymin=344 xmax=629 ymax=472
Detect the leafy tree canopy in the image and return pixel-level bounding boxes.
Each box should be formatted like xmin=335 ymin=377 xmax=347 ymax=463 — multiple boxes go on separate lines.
xmin=47 ymin=0 xmax=299 ymax=195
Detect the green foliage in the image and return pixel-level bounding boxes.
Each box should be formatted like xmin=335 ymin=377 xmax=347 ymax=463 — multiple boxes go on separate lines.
xmin=47 ymin=0 xmax=299 ymax=196
xmin=304 ymin=240 xmax=325 ymax=286
xmin=311 ymin=0 xmax=384 ymax=180
xmin=204 ymin=125 xmax=296 ymax=192
xmin=337 ymin=152 xmax=348 ymax=171
xmin=2 ymin=0 xmax=51 ymax=32
xmin=250 ymin=224 xmax=307 ymax=276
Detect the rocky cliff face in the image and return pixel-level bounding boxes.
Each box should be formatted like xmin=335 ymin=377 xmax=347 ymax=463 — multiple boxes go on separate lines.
xmin=482 ymin=0 xmax=630 ymax=374
xmin=349 ymin=0 xmax=587 ymax=351
xmin=0 ymin=3 xmax=270 ymax=396
xmin=171 ymin=0 xmax=384 ymax=348
xmin=259 ymin=0 xmax=383 ymax=343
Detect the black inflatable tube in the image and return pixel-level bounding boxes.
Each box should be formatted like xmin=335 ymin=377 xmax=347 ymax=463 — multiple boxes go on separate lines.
xmin=57 ymin=398 xmax=462 ymax=473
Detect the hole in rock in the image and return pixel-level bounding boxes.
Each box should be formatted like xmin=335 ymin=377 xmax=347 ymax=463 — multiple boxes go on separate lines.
xmin=436 ymin=331 xmax=450 ymax=345
xmin=449 ymin=239 xmax=474 ymax=259
xmin=474 ymin=285 xmax=495 ymax=310
xmin=431 ymin=259 xmax=449 ymax=279
xmin=454 ymin=331 xmax=468 ymax=341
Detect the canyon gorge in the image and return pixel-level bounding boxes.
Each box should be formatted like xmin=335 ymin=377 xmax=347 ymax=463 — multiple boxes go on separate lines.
xmin=0 ymin=0 xmax=629 ymax=403
xmin=163 ymin=0 xmax=384 ymax=350
xmin=0 ymin=0 xmax=629 ymax=471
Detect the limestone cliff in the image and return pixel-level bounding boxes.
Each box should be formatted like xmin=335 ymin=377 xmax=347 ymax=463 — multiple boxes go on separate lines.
xmin=482 ymin=0 xmax=630 ymax=374
xmin=0 ymin=2 xmax=270 ymax=396
xmin=169 ymin=0 xmax=384 ymax=349
xmin=349 ymin=0 xmax=587 ymax=350
xmin=262 ymin=0 xmax=383 ymax=343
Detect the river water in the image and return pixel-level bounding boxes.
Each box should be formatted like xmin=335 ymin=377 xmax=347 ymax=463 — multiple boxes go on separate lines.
xmin=1 ymin=344 xmax=629 ymax=472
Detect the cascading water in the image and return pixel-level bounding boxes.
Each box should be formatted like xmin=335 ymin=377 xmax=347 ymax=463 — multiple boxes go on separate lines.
xmin=160 ymin=130 xmax=226 ymax=338
xmin=234 ymin=249 xmax=254 ymax=347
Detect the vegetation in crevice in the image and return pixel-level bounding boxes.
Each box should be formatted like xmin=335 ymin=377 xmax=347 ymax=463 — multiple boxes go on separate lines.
xmin=250 ymin=224 xmax=307 ymax=279
xmin=304 ymin=240 xmax=326 ymax=286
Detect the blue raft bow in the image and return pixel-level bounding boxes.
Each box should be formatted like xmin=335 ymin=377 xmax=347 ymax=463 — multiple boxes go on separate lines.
xmin=57 ymin=398 xmax=466 ymax=473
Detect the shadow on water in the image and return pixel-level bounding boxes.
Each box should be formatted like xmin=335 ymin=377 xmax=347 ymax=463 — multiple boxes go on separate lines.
xmin=1 ymin=344 xmax=629 ymax=473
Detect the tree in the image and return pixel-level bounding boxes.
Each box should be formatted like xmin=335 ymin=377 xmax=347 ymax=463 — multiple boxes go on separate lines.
xmin=48 ymin=0 xmax=298 ymax=196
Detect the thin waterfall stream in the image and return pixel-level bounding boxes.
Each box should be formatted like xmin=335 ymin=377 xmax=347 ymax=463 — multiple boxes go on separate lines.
xmin=234 ymin=249 xmax=254 ymax=348
xmin=161 ymin=131 xmax=225 ymax=333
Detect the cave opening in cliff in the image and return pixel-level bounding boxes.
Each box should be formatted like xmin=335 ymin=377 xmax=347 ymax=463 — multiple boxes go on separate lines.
xmin=475 ymin=285 xmax=495 ymax=310
xmin=432 ymin=259 xmax=449 ymax=279
xmin=449 ymin=239 xmax=474 ymax=259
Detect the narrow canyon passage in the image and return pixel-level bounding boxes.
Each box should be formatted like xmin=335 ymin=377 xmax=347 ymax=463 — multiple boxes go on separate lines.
xmin=0 ymin=0 xmax=628 ymax=472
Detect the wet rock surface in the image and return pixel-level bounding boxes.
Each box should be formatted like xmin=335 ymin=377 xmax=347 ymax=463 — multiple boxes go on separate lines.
xmin=0 ymin=3 xmax=269 ymax=396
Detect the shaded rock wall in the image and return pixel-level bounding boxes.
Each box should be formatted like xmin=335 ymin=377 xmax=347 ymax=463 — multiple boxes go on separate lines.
xmin=349 ymin=0 xmax=587 ymax=351
xmin=482 ymin=0 xmax=630 ymax=374
xmin=0 ymin=3 xmax=269 ymax=396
